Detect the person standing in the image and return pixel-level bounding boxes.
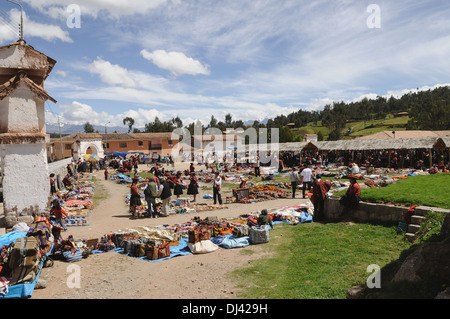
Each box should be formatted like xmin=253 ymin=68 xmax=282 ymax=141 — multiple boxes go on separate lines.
xmin=144 ymin=177 xmax=158 ymax=218
xmin=173 ymin=171 xmax=184 ymax=199
xmin=213 ymin=171 xmax=223 ymax=205
xmin=300 ymin=165 xmax=313 ymax=198
xmin=289 ymin=167 xmax=300 ymax=198
xmin=50 ymin=199 xmax=69 ymax=231
xmin=104 ymin=169 xmax=109 ymax=181
xmin=129 ymin=178 xmax=142 ymax=218
xmin=187 ymin=172 xmax=199 ymax=202
xmin=254 ymin=154 xmax=260 ymax=177
xmin=159 ymin=177 xmax=172 ymax=217
xmin=310 ymin=175 xmax=331 ymax=222
xmin=50 ymin=173 xmax=57 ymax=195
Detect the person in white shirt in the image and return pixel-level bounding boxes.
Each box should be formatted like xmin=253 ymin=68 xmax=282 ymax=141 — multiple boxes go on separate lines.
xmin=213 ymin=171 xmax=222 ymax=205
xmin=289 ymin=167 xmax=300 ymax=198
xmin=300 ymin=165 xmax=313 ymax=198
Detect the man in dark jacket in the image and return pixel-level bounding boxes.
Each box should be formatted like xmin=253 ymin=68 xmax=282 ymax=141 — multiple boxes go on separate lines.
xmin=159 ymin=177 xmax=172 ymax=217
xmin=144 ymin=177 xmax=158 ymax=218
xmin=257 ymin=209 xmax=273 ymax=228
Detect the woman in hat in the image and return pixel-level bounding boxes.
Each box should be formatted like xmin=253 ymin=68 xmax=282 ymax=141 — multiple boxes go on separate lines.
xmin=187 ymin=172 xmax=199 ymax=202
xmin=173 ymin=171 xmax=184 ymax=199
xmin=340 ymin=176 xmax=361 ymax=209
xmin=129 ymin=178 xmax=142 ymax=218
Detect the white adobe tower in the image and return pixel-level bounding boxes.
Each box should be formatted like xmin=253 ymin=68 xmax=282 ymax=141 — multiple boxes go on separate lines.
xmin=0 ymin=39 xmax=57 ymax=226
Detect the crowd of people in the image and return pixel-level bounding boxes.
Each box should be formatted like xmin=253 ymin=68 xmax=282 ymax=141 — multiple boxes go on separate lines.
xmin=60 ymin=145 xmax=448 ymax=224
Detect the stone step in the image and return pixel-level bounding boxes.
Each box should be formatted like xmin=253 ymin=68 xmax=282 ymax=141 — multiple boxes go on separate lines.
xmin=408 ymin=224 xmax=421 ymax=234
xmin=411 ymin=215 xmax=426 ymax=225
xmin=405 ymin=232 xmax=416 ymax=242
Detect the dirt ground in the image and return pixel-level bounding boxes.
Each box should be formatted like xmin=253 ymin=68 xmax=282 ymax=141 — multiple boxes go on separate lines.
xmin=31 ymin=162 xmax=309 ymax=299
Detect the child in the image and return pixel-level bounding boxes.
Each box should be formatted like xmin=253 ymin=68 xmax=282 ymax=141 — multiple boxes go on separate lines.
xmin=50 ymin=199 xmax=68 ymax=231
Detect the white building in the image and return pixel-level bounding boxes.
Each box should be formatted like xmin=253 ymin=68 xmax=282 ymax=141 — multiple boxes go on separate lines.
xmin=0 ymin=40 xmax=56 ymax=222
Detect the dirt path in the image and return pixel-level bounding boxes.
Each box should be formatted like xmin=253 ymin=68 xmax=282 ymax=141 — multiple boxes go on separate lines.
xmin=31 ymin=164 xmax=309 ymax=299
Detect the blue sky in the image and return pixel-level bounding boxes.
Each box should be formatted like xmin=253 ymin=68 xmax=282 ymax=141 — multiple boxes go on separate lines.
xmin=1 ymin=0 xmax=449 ymax=130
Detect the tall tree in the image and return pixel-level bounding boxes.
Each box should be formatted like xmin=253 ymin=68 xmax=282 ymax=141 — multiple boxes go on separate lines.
xmin=84 ymin=122 xmax=94 ymax=133
xmin=123 ymin=117 xmax=135 ymax=133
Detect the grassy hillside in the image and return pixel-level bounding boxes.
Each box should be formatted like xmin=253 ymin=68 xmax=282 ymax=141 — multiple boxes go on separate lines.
xmin=289 ymin=115 xmax=410 ymax=141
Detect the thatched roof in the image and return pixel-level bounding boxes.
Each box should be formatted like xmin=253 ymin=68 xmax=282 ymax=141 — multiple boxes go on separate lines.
xmin=314 ymin=136 xmax=448 ymax=151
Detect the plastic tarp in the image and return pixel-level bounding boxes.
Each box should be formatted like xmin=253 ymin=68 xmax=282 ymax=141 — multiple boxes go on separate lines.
xmin=0 ymin=231 xmax=43 ymax=299
xmin=212 ymin=233 xmax=250 ymax=249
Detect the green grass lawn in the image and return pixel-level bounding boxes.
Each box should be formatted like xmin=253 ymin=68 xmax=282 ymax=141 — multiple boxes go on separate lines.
xmin=359 ymin=174 xmax=450 ymax=209
xmin=230 ymin=222 xmax=412 ymax=299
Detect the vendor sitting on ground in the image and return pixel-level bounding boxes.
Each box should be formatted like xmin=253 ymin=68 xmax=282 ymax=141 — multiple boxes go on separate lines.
xmin=340 ymin=176 xmax=361 ymax=209
xmin=62 ymin=174 xmax=72 ymax=188
xmin=257 ymin=209 xmax=273 ymax=229
xmin=239 ymin=177 xmax=248 ymax=189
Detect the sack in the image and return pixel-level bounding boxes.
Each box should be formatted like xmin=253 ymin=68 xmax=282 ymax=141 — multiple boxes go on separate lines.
xmin=121 ymin=238 xmax=147 ymax=256
xmin=232 ymin=225 xmax=249 ymax=237
xmin=62 ymin=248 xmax=82 ymax=262
xmin=114 ymin=232 xmax=139 ymax=247
xmin=8 ymin=237 xmax=41 ymax=284
xmin=146 ymin=244 xmax=170 ymax=260
xmin=187 ymin=240 xmax=219 ymax=254
xmin=133 ymin=242 xmax=149 ymax=258
xmin=221 ymin=234 xmax=250 ymax=249
xmin=249 ymin=226 xmax=270 ymax=244
xmin=188 ymin=227 xmax=212 ymax=244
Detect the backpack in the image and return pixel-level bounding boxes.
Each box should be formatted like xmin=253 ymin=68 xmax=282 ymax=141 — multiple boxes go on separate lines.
xmin=8 ymin=237 xmax=41 ymax=285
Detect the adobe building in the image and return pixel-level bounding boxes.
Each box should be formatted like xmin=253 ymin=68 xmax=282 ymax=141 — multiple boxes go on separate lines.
xmin=0 ymin=40 xmax=56 ymax=226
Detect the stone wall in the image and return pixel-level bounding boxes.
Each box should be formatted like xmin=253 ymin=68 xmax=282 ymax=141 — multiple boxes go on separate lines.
xmin=324 ymin=197 xmax=449 ymax=225
xmin=48 ymin=158 xmax=72 ymax=177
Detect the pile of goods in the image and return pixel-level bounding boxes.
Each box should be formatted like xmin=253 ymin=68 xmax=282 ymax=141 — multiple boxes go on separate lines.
xmin=58 ymin=178 xmax=95 ymax=227
xmin=232 ymin=184 xmax=290 ymax=204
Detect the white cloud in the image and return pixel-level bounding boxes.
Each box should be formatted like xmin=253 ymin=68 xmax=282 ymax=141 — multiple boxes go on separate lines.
xmin=21 ymin=0 xmax=170 ymax=19
xmin=0 ymin=8 xmax=72 ymax=43
xmin=141 ymin=49 xmax=210 ymax=77
xmin=56 ymin=101 xmax=167 ymax=128
xmin=88 ymin=58 xmax=138 ymax=88
xmin=55 ymin=70 xmax=67 ymax=77
xmin=58 ymin=101 xmax=112 ymax=125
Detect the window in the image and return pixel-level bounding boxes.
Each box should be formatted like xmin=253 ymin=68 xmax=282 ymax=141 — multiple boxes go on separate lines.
xmin=138 ymin=141 xmax=144 ymax=147
xmin=65 ymin=144 xmax=72 ymax=150
xmin=119 ymin=142 xmax=127 ymax=148
xmin=168 ymin=140 xmax=173 ymax=146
